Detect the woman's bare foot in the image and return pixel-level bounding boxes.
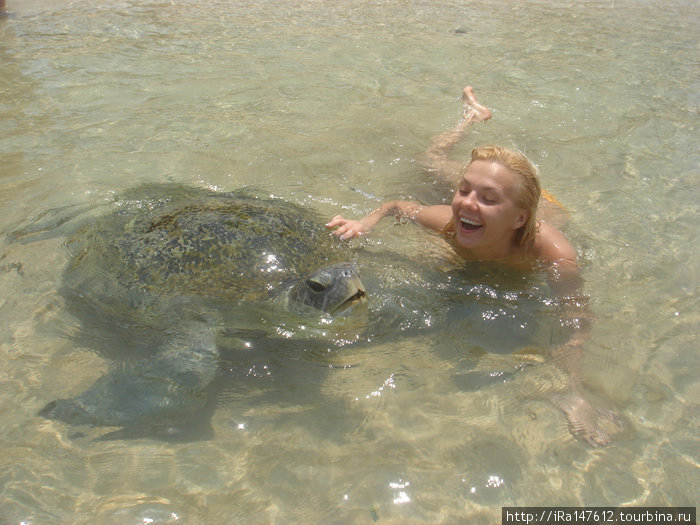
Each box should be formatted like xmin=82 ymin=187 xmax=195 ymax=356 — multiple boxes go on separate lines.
xmin=419 ymin=85 xmax=493 ymax=183
xmin=462 ymin=86 xmax=492 ymax=123
xmin=551 ymin=392 xmax=624 ymax=447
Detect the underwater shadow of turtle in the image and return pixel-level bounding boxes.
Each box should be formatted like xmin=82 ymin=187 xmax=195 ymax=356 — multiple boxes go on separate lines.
xmin=34 ymin=184 xmax=367 ymax=441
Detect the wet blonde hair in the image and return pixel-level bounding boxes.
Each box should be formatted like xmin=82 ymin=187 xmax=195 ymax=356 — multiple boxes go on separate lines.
xmin=442 ymin=145 xmax=541 ymax=247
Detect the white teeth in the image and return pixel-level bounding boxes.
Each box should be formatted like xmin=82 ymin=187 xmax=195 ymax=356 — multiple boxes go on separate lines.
xmin=460 ymin=217 xmax=482 ymax=227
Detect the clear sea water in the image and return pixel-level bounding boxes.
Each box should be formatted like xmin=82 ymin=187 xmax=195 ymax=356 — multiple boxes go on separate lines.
xmin=0 ymin=1 xmax=697 ymax=523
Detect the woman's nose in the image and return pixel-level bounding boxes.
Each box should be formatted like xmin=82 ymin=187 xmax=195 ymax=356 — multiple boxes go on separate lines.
xmin=462 ymin=191 xmax=478 ymax=208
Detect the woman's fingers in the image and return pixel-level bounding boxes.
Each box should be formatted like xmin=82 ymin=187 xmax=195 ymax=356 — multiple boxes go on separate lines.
xmin=326 ymin=216 xmax=362 ymax=240
xmin=325 ymin=215 xmax=346 ymax=228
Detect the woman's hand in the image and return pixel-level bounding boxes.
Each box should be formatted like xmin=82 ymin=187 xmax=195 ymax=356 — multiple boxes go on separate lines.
xmin=326 ymin=215 xmax=371 ymax=240
xmin=326 ymin=201 xmax=448 ymax=241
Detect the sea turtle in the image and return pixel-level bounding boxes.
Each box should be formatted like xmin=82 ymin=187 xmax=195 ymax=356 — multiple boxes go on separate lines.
xmin=38 ymin=183 xmax=366 ymax=440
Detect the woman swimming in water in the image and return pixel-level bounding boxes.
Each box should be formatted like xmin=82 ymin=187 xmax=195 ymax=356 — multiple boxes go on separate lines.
xmin=327 ymin=87 xmax=574 ymax=277
xmin=327 ymin=87 xmax=621 ymax=446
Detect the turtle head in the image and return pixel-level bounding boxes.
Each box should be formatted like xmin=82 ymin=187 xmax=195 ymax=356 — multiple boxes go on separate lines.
xmin=287 ymin=262 xmax=366 ymax=314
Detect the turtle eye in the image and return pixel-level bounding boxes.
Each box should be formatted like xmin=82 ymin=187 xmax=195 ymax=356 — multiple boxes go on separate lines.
xmin=306 ymin=279 xmax=326 ymax=293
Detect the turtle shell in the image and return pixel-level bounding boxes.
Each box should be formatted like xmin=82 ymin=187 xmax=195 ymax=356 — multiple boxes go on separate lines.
xmin=62 ymin=184 xmax=351 ymax=315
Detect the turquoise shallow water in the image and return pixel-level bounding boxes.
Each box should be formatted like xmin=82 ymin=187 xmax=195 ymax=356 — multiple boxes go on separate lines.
xmin=0 ymin=1 xmax=698 ymax=523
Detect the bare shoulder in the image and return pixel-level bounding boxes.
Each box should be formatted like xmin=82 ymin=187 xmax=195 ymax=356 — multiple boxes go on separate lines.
xmin=415 ymin=205 xmax=453 ymax=232
xmin=531 ymin=221 xmax=578 ymax=265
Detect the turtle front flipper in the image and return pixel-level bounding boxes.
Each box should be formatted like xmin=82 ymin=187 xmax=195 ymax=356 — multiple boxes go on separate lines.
xmin=40 ymin=322 xmax=221 ymax=441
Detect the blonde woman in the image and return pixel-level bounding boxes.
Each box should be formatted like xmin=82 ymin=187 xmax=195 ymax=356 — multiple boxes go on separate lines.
xmin=327 ymin=87 xmax=621 ymax=446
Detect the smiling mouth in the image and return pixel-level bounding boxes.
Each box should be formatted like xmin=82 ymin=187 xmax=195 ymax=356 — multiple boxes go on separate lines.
xmin=459 ymin=217 xmax=482 ymax=231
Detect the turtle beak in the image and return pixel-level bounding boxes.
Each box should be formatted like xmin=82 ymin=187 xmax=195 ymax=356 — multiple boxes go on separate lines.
xmin=335 ymin=274 xmax=366 ymax=311
xmin=347 ymin=280 xmax=367 ymax=304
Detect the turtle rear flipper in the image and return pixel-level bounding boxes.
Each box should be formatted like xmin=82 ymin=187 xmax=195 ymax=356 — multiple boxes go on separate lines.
xmin=8 ymin=201 xmax=101 ymax=244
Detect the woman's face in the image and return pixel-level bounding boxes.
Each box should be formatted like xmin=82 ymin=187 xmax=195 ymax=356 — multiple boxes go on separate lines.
xmin=450 ymin=160 xmax=528 ymax=256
